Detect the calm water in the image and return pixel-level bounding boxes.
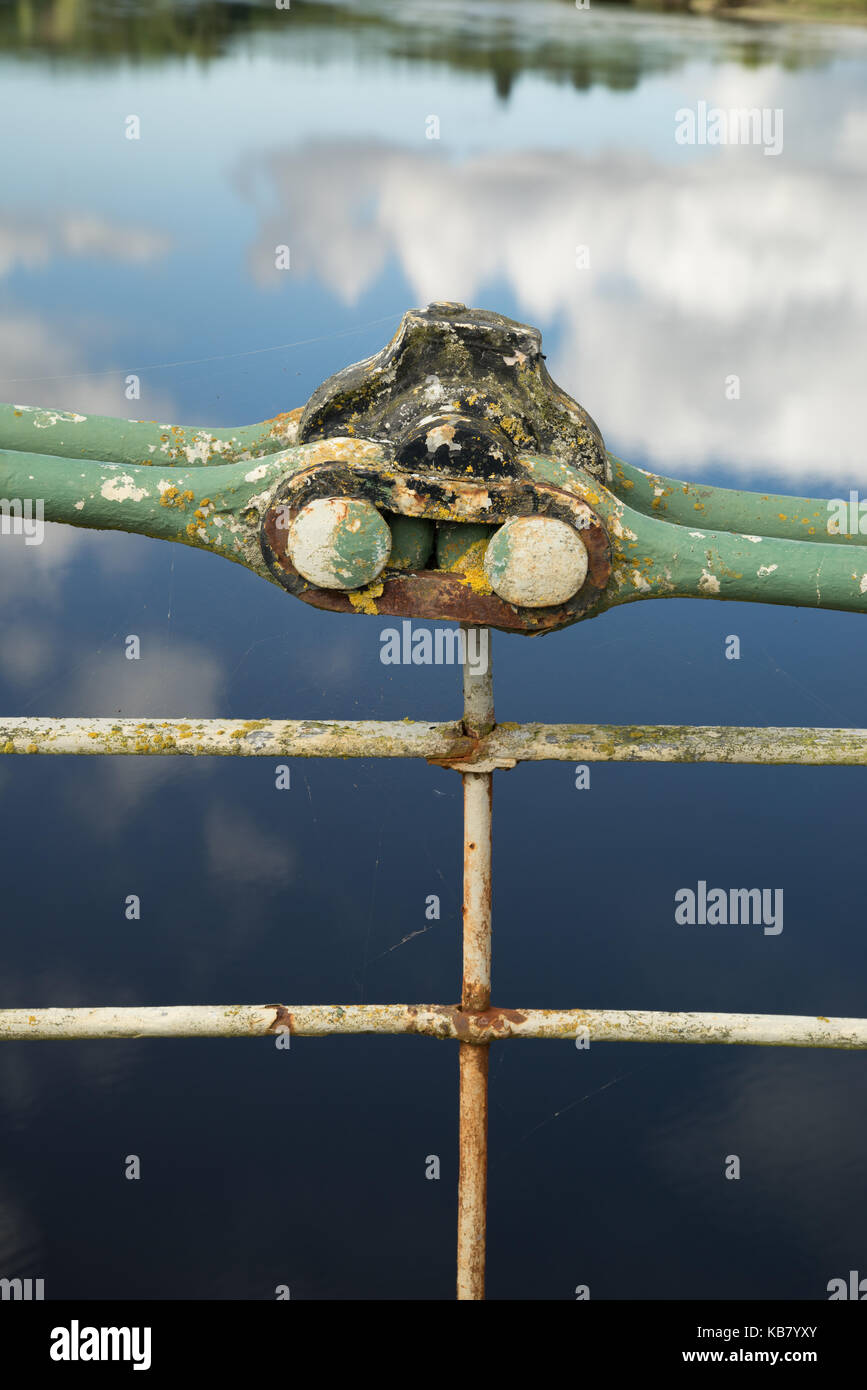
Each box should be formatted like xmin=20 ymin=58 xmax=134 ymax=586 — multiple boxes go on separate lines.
xmin=1 ymin=0 xmax=867 ymax=1299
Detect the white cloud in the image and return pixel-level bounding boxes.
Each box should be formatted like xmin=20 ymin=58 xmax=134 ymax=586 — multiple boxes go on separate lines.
xmin=0 ymin=525 xmax=162 ymax=616
xmin=51 ymin=641 xmax=225 ymax=834
xmin=0 ymin=630 xmax=54 ymax=685
xmin=0 ymin=521 xmax=87 ymax=604
xmin=204 ymin=803 xmax=295 ymax=886
xmin=0 ymin=313 xmax=176 ymax=419
xmin=241 ymin=137 xmax=867 ymax=484
xmin=0 ymin=213 xmax=170 ymax=281
xmin=649 ymin=1053 xmax=864 ymax=1261
xmin=64 ymin=639 xmax=224 ymax=719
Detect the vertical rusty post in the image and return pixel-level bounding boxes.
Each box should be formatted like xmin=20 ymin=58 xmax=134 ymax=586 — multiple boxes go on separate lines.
xmin=457 ymin=624 xmax=493 ymax=1301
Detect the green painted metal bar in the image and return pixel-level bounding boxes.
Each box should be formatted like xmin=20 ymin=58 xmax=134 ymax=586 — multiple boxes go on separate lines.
xmin=0 ymin=438 xmax=390 ymax=586
xmin=608 ymin=453 xmax=867 ymax=548
xmin=603 ymin=506 xmax=867 ymax=614
xmin=0 ymin=402 xmax=302 ymax=468
xmin=5 ymin=440 xmax=867 ymax=617
xmin=516 ymin=452 xmax=867 ymax=617
xmin=0 ymin=445 xmax=285 ymax=583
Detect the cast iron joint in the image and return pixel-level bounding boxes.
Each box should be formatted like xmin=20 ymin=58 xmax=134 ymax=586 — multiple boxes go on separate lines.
xmin=261 ymin=302 xmax=613 ymax=633
xmin=298 ymin=300 xmax=607 ymax=481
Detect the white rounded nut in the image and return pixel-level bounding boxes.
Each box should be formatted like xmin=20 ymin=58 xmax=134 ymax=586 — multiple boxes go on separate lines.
xmin=287 ymin=497 xmax=391 ymax=590
xmin=483 ymin=516 xmax=588 ymax=607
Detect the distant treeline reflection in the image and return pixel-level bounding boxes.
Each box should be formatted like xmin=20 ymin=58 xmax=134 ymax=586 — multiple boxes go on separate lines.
xmin=3 ymin=0 xmax=857 ymax=95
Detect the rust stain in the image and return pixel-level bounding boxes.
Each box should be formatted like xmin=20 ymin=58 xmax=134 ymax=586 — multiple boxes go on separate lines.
xmin=427 ymin=733 xmax=481 ymax=769
xmin=457 ymin=1041 xmax=489 ymax=1300
xmin=462 ymin=1005 xmax=527 ymax=1041
xmin=292 ymin=568 xmax=569 ymax=633
xmin=266 ymin=1004 xmax=295 ymax=1035
xmin=428 ymin=1004 xmax=528 ymax=1042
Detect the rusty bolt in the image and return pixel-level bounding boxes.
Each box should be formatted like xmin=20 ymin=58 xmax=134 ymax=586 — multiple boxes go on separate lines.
xmin=287 ymin=496 xmax=391 ymax=590
xmin=483 ymin=516 xmax=589 ymax=607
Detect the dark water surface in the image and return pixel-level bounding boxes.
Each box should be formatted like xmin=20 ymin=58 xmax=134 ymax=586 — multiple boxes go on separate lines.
xmin=1 ymin=0 xmax=867 ymax=1299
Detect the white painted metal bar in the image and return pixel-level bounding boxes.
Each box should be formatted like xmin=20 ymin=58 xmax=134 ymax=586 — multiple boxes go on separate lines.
xmin=2 ymin=1004 xmax=866 ymax=1047
xmin=3 ymin=660 xmax=865 ymax=1310
xmin=3 ymin=717 xmax=867 ymax=765
xmin=0 ymin=717 xmax=460 ymax=758
xmin=457 ymin=627 xmax=495 ymax=1302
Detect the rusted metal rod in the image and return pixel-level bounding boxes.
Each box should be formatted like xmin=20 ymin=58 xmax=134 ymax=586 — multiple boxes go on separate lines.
xmin=2 ymin=1003 xmax=867 ymax=1047
xmin=457 ymin=626 xmax=494 ymax=1301
xmin=5 ymin=717 xmax=867 ymax=766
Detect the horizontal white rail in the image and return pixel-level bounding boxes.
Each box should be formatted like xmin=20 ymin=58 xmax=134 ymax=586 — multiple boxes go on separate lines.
xmin=2 ymin=1004 xmax=866 ymax=1048
xmin=2 ymin=717 xmax=867 ymax=765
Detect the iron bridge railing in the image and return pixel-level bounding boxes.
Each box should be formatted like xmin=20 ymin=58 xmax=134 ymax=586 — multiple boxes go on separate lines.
xmin=2 ymin=303 xmax=866 ymax=1300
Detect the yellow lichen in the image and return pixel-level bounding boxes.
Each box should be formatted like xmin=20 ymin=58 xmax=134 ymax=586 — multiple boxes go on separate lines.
xmin=440 ymin=537 xmax=492 ymax=595
xmin=348 ymin=579 xmax=385 ymax=615
xmin=160 ymin=486 xmax=195 ymax=511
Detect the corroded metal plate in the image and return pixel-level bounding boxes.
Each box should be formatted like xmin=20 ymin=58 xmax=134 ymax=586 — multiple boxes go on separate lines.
xmin=260 ymin=460 xmax=611 ymax=634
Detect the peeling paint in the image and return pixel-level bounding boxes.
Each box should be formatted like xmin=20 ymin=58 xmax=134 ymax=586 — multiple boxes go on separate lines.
xmin=100 ymin=474 xmax=149 ymax=504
